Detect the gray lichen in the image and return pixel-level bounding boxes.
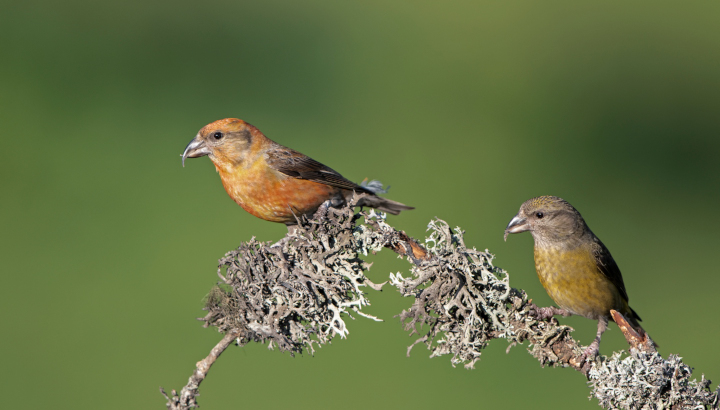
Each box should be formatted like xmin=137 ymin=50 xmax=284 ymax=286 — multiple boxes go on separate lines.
xmin=185 ymin=202 xmax=718 ymax=409
xmin=203 ymin=204 xmax=383 ymax=354
xmin=389 ymin=219 xmax=511 ymax=368
xmin=589 ymin=351 xmax=719 ymax=409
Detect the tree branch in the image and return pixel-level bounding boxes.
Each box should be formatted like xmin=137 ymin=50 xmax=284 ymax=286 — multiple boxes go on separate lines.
xmin=161 ymin=329 xmax=244 ymax=410
xmin=162 ymin=200 xmax=719 ymax=409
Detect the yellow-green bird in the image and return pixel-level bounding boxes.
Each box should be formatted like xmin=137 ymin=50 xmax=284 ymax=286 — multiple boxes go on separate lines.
xmin=504 ymin=195 xmax=648 ymax=359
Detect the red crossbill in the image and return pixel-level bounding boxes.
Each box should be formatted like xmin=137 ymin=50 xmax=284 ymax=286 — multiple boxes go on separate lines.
xmin=504 ymin=195 xmax=649 ymax=360
xmin=181 ymin=118 xmax=413 ymax=226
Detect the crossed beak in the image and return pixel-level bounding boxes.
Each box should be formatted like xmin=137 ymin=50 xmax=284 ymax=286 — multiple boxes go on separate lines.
xmin=181 ymin=135 xmax=211 ymax=167
xmin=504 ymin=214 xmax=529 ymax=241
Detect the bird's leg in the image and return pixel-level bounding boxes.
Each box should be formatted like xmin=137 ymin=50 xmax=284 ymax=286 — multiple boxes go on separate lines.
xmin=581 ymin=316 xmax=608 ymax=362
xmin=527 ymin=304 xmax=572 ymax=321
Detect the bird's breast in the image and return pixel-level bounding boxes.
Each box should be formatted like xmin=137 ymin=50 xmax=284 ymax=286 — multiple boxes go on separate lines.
xmin=533 ymin=245 xmax=624 ymax=320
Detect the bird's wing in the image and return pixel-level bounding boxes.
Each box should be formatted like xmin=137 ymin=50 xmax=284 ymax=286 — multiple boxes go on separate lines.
xmin=265 ymin=148 xmax=369 ymax=192
xmin=591 ymin=238 xmax=630 ymax=302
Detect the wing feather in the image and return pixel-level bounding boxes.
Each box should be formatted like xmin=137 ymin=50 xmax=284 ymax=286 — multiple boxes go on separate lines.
xmin=266 ymin=148 xmax=370 ymax=192
xmin=591 ymin=238 xmax=629 ymax=302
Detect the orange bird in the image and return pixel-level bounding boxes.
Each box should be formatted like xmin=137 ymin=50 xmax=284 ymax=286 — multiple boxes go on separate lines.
xmin=181 ymin=118 xmax=413 ymax=225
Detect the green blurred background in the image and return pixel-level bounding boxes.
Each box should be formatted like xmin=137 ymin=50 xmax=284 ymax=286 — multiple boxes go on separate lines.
xmin=2 ymin=1 xmax=719 ymax=408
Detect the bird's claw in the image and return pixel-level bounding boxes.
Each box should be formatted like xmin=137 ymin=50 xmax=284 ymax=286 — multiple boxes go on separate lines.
xmin=571 ymin=340 xmax=600 ymax=369
xmin=582 ymin=342 xmax=600 ymax=360
xmin=527 ymin=303 xmax=571 ymax=321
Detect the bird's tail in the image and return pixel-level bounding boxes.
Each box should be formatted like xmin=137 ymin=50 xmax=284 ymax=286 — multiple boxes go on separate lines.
xmin=350 ymin=180 xmax=413 ymax=215
xmin=356 ymin=194 xmax=414 ymax=215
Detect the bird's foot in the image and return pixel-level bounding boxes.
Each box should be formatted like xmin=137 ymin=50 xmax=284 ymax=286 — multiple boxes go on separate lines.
xmin=571 ymin=318 xmax=607 ymax=370
xmin=580 ymin=340 xmax=600 ymax=361
xmin=579 ymin=340 xmax=600 ymax=364
xmin=569 ymin=340 xmax=601 ymax=371
xmin=527 ymin=303 xmax=571 ymax=321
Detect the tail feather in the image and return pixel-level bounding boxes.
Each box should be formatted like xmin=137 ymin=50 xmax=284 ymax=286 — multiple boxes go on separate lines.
xmin=355 ymin=194 xmax=414 ymax=215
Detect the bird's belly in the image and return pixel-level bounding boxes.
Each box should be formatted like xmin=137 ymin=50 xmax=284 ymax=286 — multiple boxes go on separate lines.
xmin=221 ymin=169 xmax=338 ymax=223
xmin=534 ymin=247 xmax=622 ymax=320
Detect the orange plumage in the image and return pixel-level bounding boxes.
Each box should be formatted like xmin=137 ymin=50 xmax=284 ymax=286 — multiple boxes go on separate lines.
xmin=182 ymin=118 xmax=413 ymax=225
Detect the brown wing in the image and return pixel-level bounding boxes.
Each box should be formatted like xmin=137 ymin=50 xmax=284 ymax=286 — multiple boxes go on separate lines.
xmin=265 ymin=147 xmax=371 ymax=192
xmin=590 ymin=236 xmax=629 ymax=302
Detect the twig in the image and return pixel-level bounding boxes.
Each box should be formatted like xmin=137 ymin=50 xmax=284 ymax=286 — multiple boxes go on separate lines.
xmin=161 ymin=329 xmax=243 ymax=410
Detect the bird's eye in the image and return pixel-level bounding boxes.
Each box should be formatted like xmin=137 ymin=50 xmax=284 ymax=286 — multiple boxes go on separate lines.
xmin=212 ymin=131 xmax=224 ymax=140
xmin=535 ymin=212 xmax=544 ymax=219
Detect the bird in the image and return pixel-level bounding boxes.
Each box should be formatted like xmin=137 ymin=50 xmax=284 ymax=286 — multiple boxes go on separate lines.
xmin=181 ymin=118 xmax=413 ymax=226
xmin=503 ymin=195 xmax=649 ymax=361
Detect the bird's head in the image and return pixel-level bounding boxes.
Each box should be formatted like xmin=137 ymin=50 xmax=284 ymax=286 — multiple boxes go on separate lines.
xmin=182 ymin=118 xmax=260 ymax=168
xmin=504 ymin=195 xmax=587 ymax=245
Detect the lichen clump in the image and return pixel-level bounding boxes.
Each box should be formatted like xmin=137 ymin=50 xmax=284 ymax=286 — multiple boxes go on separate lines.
xmin=589 ymin=351 xmax=718 ymax=409
xmin=203 ymin=205 xmax=382 ymax=354
xmin=389 ymin=220 xmax=511 ymax=368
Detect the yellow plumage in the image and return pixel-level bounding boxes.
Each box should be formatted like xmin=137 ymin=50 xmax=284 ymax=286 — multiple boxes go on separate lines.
xmin=505 ymin=195 xmax=649 ymax=360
